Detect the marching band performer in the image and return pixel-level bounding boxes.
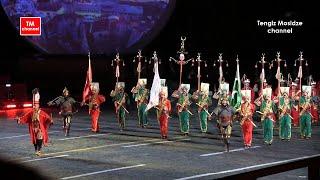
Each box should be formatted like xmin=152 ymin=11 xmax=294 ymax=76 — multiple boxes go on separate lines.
xmin=17 ymin=88 xmax=53 ymax=156
xmin=172 ymin=84 xmax=193 ymax=136
xmin=110 ymin=82 xmax=129 ymax=131
xmin=81 ymin=83 xmax=105 ymax=133
xmin=290 ymin=80 xmax=300 ymax=127
xmin=310 ymin=81 xmax=319 ymax=124
xmin=299 ymin=86 xmax=312 ymax=139
xmin=213 ymin=81 xmax=231 ymax=104
xmin=192 ymin=83 xmax=212 ymax=133
xmin=212 ymin=94 xmax=237 ymax=152
xmin=48 ymin=87 xmax=77 ymax=136
xmin=131 ymin=79 xmax=149 ymax=128
xmin=156 ymin=86 xmax=171 ymax=139
xmin=240 ymin=90 xmax=256 ymax=148
xmin=259 ymin=87 xmax=277 ymax=145
xmin=242 ymin=75 xmax=255 ymax=104
xmin=278 ymin=87 xmax=292 ymax=141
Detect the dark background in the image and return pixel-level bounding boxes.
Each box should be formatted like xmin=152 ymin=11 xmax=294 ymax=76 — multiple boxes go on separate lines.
xmin=0 ymin=0 xmax=319 ymax=105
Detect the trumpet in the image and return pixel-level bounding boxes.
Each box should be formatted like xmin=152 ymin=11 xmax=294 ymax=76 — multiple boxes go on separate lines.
xmin=299 ymin=102 xmax=311 ymax=116
xmin=116 ymin=93 xmax=129 ymax=114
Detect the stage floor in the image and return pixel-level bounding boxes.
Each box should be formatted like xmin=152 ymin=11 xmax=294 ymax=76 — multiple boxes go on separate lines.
xmin=0 ymin=109 xmax=319 ymax=179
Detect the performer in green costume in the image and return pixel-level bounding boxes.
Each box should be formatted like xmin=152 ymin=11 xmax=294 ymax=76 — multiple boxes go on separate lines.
xmin=172 ymin=84 xmax=193 ymax=136
xmin=131 ymin=79 xmax=149 ymax=128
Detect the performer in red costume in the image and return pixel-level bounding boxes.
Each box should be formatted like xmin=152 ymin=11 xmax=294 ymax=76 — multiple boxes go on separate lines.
xmin=156 ymin=87 xmax=171 ymax=139
xmin=82 ymin=83 xmax=106 ymax=133
xmin=241 ymin=75 xmax=255 ymax=104
xmin=310 ymin=81 xmax=319 ymax=124
xmin=240 ymin=92 xmax=256 ymax=148
xmin=17 ymin=88 xmax=53 ymax=156
xmin=290 ymin=81 xmax=300 ymax=127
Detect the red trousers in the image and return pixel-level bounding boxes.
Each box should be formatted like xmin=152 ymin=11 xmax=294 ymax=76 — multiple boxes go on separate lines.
xmin=159 ymin=114 xmax=169 ymax=137
xmin=291 ymin=108 xmax=299 ymax=126
xmin=242 ymin=120 xmax=253 ymax=146
xmin=90 ymin=109 xmax=100 ymax=132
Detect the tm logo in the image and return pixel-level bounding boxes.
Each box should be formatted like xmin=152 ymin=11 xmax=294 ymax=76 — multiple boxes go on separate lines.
xmin=20 ymin=17 xmax=41 ymax=36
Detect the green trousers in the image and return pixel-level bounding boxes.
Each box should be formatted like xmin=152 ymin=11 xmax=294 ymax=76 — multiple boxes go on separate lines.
xmin=263 ymin=118 xmax=273 ymax=144
xmin=117 ymin=108 xmax=126 ymax=129
xmin=199 ymin=110 xmax=208 ymax=133
xmin=138 ymin=104 xmax=148 ymax=126
xmin=179 ymin=111 xmax=190 ymax=133
xmin=300 ymin=113 xmax=312 ymax=138
xmin=279 ymin=114 xmax=291 ymax=140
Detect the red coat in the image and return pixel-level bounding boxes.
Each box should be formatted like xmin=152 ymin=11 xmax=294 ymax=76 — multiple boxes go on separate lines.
xmin=19 ymin=109 xmax=52 ymax=145
xmin=158 ymin=99 xmax=171 ymax=137
xmin=84 ymin=93 xmax=106 ymax=114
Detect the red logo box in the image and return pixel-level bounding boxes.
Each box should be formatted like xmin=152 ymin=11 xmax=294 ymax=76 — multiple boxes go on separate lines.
xmin=20 ymin=17 xmax=41 ymax=36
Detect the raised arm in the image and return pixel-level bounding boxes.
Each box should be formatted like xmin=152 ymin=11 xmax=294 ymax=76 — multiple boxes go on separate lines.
xmin=17 ymin=110 xmax=33 ymax=124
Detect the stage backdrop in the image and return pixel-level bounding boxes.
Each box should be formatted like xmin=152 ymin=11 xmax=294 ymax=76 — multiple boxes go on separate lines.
xmin=0 ymin=0 xmax=175 ymax=54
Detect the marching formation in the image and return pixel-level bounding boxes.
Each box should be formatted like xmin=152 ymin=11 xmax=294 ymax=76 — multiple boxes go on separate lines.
xmin=15 ymin=37 xmax=319 ymax=155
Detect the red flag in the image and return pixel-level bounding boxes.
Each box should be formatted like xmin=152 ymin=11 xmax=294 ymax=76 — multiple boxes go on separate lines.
xmin=82 ymin=54 xmax=92 ymax=102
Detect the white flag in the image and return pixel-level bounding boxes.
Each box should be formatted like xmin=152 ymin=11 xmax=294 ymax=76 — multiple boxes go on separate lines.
xmin=297 ymin=66 xmax=303 ymax=78
xmin=145 ymin=60 xmax=161 ymax=111
xmin=219 ymin=65 xmax=223 ymax=83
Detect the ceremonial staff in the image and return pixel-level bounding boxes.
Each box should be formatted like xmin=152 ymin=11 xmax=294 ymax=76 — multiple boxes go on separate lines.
xmin=169 ymin=36 xmax=193 ymax=86
xmin=133 ymin=50 xmax=147 ymax=81
xmin=294 ymin=51 xmax=308 ymax=91
xmin=270 ymin=52 xmax=287 ymax=95
xmin=149 ymin=51 xmax=162 ymax=65
xmin=213 ymin=53 xmax=228 ymax=92
xmin=192 ymin=53 xmax=208 ymax=91
xmin=111 ymin=53 xmax=125 ymax=83
xmin=287 ymin=73 xmax=292 ymax=87
xmin=255 ymin=53 xmax=270 ymax=93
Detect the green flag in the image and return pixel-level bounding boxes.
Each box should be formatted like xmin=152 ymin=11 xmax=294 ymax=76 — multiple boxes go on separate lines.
xmin=231 ymin=57 xmax=242 ymax=109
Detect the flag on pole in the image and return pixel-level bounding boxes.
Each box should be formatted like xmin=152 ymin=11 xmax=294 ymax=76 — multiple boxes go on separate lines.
xmin=260 ymin=68 xmax=265 ymax=82
xmin=275 ymin=66 xmax=281 ymax=80
xmin=82 ymin=53 xmax=92 ymax=102
xmin=231 ymin=60 xmax=242 ymax=109
xmin=146 ymin=60 xmax=161 ymax=111
xmin=297 ymin=66 xmax=303 ymax=78
xmin=137 ymin=61 xmax=141 ymax=73
xmin=116 ymin=65 xmax=120 ymax=78
xmin=219 ymin=65 xmax=223 ymax=84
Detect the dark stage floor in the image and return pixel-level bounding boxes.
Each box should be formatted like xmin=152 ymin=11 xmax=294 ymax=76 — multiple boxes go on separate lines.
xmin=0 ymin=108 xmax=319 ymax=179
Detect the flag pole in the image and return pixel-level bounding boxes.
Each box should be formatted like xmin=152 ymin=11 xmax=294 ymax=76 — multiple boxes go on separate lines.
xmin=213 ymin=53 xmax=228 ymax=93
xmin=112 ymin=53 xmax=125 ymax=83
xmin=254 ymin=53 xmax=269 ymax=95
xmin=169 ymin=36 xmax=193 ymax=87
xmin=146 ymin=51 xmax=162 ymax=111
xmin=270 ymin=51 xmax=287 ymax=96
xmin=133 ymin=50 xmax=144 ymax=81
xmin=294 ymin=51 xmax=308 ymax=93
xmin=192 ymin=53 xmax=205 ymax=91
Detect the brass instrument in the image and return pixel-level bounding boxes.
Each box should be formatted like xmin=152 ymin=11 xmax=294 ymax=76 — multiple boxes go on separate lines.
xmin=116 ymin=93 xmax=129 ymax=114
xmin=299 ymin=101 xmax=311 ymax=116
xmin=239 ymin=102 xmax=256 ymax=127
xmin=157 ymin=98 xmax=170 ymax=118
xmin=177 ymin=95 xmax=193 ymax=115
xmin=137 ymin=88 xmax=148 ymax=105
xmin=279 ymin=98 xmax=288 ymax=117
xmin=257 ymin=100 xmax=274 ymax=121
xmin=254 ymin=95 xmax=263 ymax=107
